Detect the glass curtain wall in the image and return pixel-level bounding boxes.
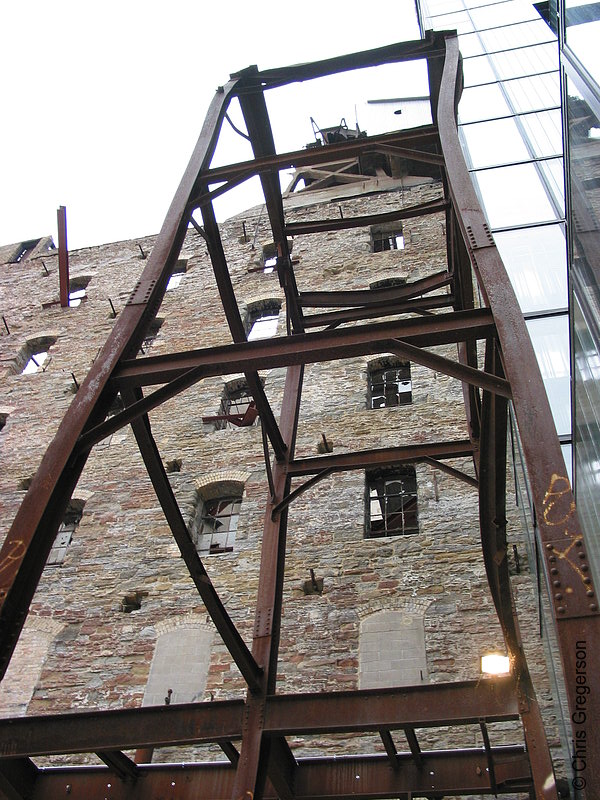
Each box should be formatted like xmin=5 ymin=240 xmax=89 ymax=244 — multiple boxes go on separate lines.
xmin=559 ymin=0 xmax=600 ymax=586
xmin=423 ymin=0 xmax=571 ymax=454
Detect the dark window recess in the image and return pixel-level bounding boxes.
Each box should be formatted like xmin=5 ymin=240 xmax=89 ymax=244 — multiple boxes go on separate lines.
xmin=47 ymin=504 xmax=84 ymax=566
xmin=366 ymin=468 xmax=418 ymax=538
xmin=0 ymin=413 xmax=6 ymax=433
xmin=213 ymin=385 xmax=258 ymax=429
xmin=193 ymin=495 xmax=241 ymax=554
xmin=11 ymin=239 xmax=41 ymax=263
xmin=371 ymin=227 xmax=404 ymax=252
xmin=368 ymin=363 xmax=412 ymax=408
xmin=139 ymin=319 xmax=164 ymax=354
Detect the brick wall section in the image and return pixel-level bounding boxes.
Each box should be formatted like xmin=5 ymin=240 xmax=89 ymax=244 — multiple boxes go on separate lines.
xmin=0 ymin=178 xmax=560 ymax=780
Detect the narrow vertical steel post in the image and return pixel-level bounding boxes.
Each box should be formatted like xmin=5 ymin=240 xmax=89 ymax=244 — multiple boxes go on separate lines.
xmin=231 ymin=364 xmax=303 ymax=800
xmin=57 ymin=205 xmax=69 ymax=308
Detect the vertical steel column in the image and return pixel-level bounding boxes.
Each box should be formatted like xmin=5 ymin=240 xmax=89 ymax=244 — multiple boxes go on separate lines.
xmin=57 ymin=205 xmax=69 ymax=308
xmin=231 ymin=364 xmax=304 ymax=800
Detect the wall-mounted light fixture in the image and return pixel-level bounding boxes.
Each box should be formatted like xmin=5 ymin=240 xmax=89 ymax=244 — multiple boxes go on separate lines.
xmin=481 ymin=653 xmax=510 ymax=675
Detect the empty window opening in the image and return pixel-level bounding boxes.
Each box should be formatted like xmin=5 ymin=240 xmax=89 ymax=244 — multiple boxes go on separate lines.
xmin=217 ymin=383 xmax=258 ymax=429
xmin=68 ymin=275 xmax=92 ymax=307
xmin=166 ymin=458 xmax=182 ymax=473
xmin=139 ymin=318 xmax=164 ymax=354
xmin=368 ymin=361 xmax=412 ymax=408
xmin=262 ymin=243 xmax=278 ymax=273
xmin=11 ymin=239 xmax=41 ymax=263
xmin=166 ymin=259 xmax=188 ymax=291
xmin=190 ymin=481 xmax=244 ymax=555
xmin=0 ymin=413 xmax=7 ymax=433
xmin=247 ymin=303 xmax=281 ymax=341
xmin=371 ymin=225 xmax=404 ymax=252
xmin=47 ymin=501 xmax=85 ymax=566
xmin=366 ymin=467 xmax=418 ymax=538
xmin=18 ymin=336 xmax=57 ymax=375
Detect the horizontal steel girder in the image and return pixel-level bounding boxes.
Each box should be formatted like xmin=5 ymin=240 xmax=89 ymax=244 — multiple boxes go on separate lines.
xmin=112 ymin=308 xmax=496 ymax=389
xmin=15 ymin=749 xmax=532 ymax=799
xmin=0 ymin=677 xmax=517 ymax=758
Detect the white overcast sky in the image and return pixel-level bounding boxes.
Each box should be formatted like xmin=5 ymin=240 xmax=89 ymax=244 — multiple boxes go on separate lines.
xmin=1 ymin=1 xmax=424 ymax=251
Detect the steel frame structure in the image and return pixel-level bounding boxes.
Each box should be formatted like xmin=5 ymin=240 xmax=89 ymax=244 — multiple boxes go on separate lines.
xmin=0 ymin=31 xmax=598 ymax=799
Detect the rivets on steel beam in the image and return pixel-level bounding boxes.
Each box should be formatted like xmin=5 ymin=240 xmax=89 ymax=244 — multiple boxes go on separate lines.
xmin=549 ymin=556 xmax=556 ymax=563
xmin=587 ymin=590 xmax=595 ymax=597
xmin=553 ymin=580 xmax=561 ymax=587
xmin=590 ymin=603 xmax=598 ymax=612
xmin=575 ymin=539 xmax=583 ymax=547
xmin=551 ymin=568 xmax=559 ymax=575
xmin=546 ymin=543 xmax=553 ymax=550
xmin=557 ymin=606 xmax=566 ymax=613
xmin=581 ymin=564 xmax=589 ymax=572
xmin=584 ymin=577 xmax=592 ymax=584
xmin=578 ymin=551 xmax=587 ymax=559
xmin=555 ymin=593 xmax=563 ymax=601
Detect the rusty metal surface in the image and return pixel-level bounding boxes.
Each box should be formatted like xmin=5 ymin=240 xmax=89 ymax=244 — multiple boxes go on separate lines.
xmin=23 ymin=749 xmax=532 ymax=800
xmin=57 ymin=206 xmax=69 ymax=309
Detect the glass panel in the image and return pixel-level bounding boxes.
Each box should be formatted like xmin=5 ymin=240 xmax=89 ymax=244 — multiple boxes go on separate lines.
xmin=503 ymin=72 xmax=560 ymax=113
xmin=539 ymin=157 xmax=565 ymax=214
xmin=526 ymin=314 xmax=571 ymax=436
xmin=494 ymin=224 xmax=567 ymax=313
xmin=490 ymin=42 xmax=558 ymax=80
xmin=519 ymin=109 xmax=563 ymax=157
xmin=479 ymin=19 xmax=556 ymax=52
xmin=462 ymin=54 xmax=497 ymax=86
xmin=561 ymin=443 xmax=573 ymax=485
xmin=429 ymin=10 xmax=474 ymax=32
xmin=474 ymin=162 xmax=557 ymax=227
xmin=457 ymin=32 xmax=485 ymax=57
xmin=565 ymin=0 xmax=600 ymax=84
xmin=458 ymin=83 xmax=511 ymax=122
xmin=470 ymin=0 xmax=538 ymax=28
xmin=461 ymin=117 xmax=530 ymax=167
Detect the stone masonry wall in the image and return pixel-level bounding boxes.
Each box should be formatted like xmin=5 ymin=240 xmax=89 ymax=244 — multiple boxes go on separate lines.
xmin=0 ymin=177 xmax=560 ymax=788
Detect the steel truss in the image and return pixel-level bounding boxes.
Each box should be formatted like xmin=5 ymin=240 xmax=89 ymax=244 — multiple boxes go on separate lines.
xmin=0 ymin=30 xmax=598 ymax=800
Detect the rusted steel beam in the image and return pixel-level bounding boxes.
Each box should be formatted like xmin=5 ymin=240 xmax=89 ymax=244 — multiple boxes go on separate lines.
xmin=113 ymin=309 xmax=497 ymax=389
xmin=284 ymin=197 xmax=449 ymax=236
xmin=231 ymin=365 xmax=304 ymax=800
xmin=237 ymin=70 xmax=303 ymax=334
xmin=95 ymin=751 xmax=139 ymax=782
xmin=121 ymin=387 xmax=262 ymax=693
xmin=379 ymin=730 xmax=399 ymax=769
xmin=0 ymin=78 xmax=240 ymax=682
xmin=302 ymin=294 xmax=454 ymax=328
xmin=234 ymin=33 xmax=444 ymax=88
xmin=271 ymin=469 xmax=335 ymax=519
xmin=387 ymin=338 xmax=512 ymax=398
xmin=264 ymin=676 xmax=518 ymax=734
xmin=402 ymin=727 xmax=423 ymax=769
xmin=287 ymin=439 xmax=474 ymax=478
xmin=299 ymin=270 xmax=452 ymax=308
xmin=477 ymin=344 xmax=557 ymax=799
xmin=198 ymin=127 xmax=440 ymax=187
xmin=0 ymin=700 xmax=244 ymax=758
xmin=0 ymin=678 xmax=518 ymax=759
xmin=26 ymin=748 xmax=532 ymax=799
xmin=0 ymin=758 xmax=37 ymax=800
xmin=199 ymin=200 xmax=287 ymax=459
xmin=57 ymin=205 xmax=69 ymax=308
xmin=366 ymin=142 xmax=445 ymax=166
xmin=423 ymin=457 xmax=478 ymax=488
xmin=438 ymin=33 xmax=600 ymax=794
